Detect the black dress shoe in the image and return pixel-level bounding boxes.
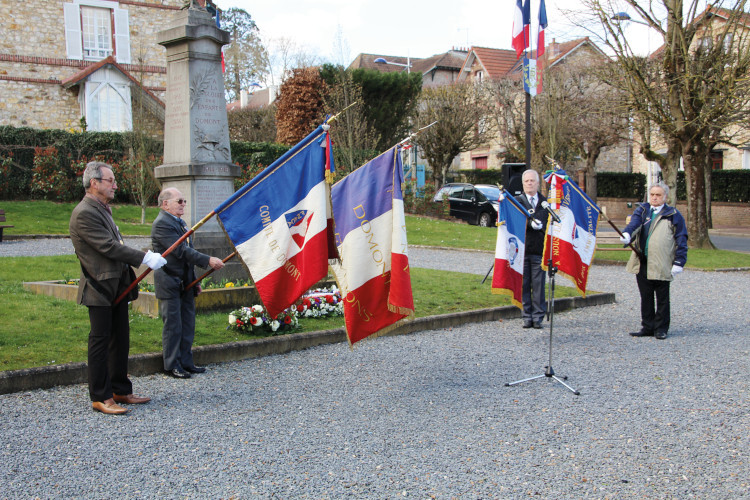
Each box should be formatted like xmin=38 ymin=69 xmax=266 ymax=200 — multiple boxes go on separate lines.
xmin=522 ymin=321 xmax=533 ymax=328
xmin=629 ymin=329 xmax=654 ymax=337
xmin=655 ymin=331 xmax=668 ymax=340
xmin=166 ymin=368 xmax=191 ymax=379
xmin=184 ymin=365 xmax=206 ymax=374
xmin=532 ymin=322 xmax=542 ymax=329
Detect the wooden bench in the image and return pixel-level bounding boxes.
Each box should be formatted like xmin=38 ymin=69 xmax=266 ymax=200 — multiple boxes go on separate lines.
xmin=0 ymin=209 xmax=13 ymax=242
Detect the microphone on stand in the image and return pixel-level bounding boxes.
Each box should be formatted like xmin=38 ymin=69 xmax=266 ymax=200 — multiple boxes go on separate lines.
xmin=540 ymin=201 xmax=561 ymax=223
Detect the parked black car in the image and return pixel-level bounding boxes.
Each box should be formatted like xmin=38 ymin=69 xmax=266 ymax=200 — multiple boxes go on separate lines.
xmin=433 ymin=183 xmax=500 ymax=227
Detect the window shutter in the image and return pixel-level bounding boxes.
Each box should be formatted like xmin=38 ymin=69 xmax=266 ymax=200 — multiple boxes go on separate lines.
xmin=113 ymin=7 xmax=131 ymax=64
xmin=63 ymin=3 xmax=83 ymax=60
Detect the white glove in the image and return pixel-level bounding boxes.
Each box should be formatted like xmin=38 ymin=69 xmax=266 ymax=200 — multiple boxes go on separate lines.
xmin=142 ymin=250 xmax=167 ymax=270
xmin=530 ymin=219 xmax=543 ymax=231
xmin=671 ymin=265 xmax=683 ymax=276
xmin=619 ymin=232 xmax=631 ymax=245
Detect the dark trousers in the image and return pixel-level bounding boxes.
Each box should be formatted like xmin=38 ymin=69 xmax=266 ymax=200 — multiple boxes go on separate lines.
xmin=159 ymin=293 xmax=196 ymax=371
xmin=636 ymin=265 xmax=671 ymax=334
xmin=522 ymin=253 xmax=547 ymax=323
xmin=87 ymin=303 xmax=133 ymax=402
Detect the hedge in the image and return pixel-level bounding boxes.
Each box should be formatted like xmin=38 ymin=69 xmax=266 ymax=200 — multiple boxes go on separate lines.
xmin=597 ymin=172 xmax=647 ymax=199
xmin=676 ymin=170 xmax=750 ymax=203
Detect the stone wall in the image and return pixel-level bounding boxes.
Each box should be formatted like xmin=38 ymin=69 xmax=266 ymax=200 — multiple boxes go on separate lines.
xmin=0 ymin=0 xmax=183 ymax=131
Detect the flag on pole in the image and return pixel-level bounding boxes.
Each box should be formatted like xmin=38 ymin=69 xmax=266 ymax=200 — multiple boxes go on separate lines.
xmin=535 ymin=0 xmax=548 ymax=93
xmin=542 ymin=173 xmax=600 ymax=296
xmin=215 ymin=125 xmax=336 ymax=317
xmin=492 ymin=191 xmax=530 ymax=309
xmin=543 ymin=168 xmax=568 ymax=210
xmin=537 ymin=0 xmax=548 ymax=57
xmin=512 ymin=0 xmax=530 ymax=59
xmin=523 ymin=57 xmax=539 ymax=96
xmin=215 ymin=9 xmax=226 ymax=73
xmin=329 ymin=146 xmax=414 ymax=345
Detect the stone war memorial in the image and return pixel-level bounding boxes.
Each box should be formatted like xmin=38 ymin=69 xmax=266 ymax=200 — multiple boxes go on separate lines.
xmin=155 ymin=3 xmax=244 ymax=282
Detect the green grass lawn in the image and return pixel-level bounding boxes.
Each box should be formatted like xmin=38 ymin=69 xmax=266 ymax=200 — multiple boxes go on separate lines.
xmin=1 ymin=200 xmax=159 ymax=236
xmin=3 ymin=200 xmax=748 ymax=270
xmin=1 ymin=201 xmax=747 ymax=371
xmin=0 ymin=255 xmax=580 ymax=371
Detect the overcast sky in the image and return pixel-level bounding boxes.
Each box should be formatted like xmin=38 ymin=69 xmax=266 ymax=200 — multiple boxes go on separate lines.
xmin=215 ymin=0 xmax=658 ymax=64
xmin=215 ymin=0 xmax=700 ymax=79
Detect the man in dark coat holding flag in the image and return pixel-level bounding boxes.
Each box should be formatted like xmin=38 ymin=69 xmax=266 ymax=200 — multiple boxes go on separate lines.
xmin=516 ymin=169 xmax=548 ymax=329
xmin=151 ymin=188 xmax=224 ymax=379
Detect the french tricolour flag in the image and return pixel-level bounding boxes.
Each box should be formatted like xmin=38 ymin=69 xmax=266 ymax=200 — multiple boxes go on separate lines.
xmin=512 ymin=0 xmax=530 ymax=59
xmin=492 ymin=191 xmax=529 ymax=309
xmin=542 ymin=173 xmax=600 ymax=296
xmin=330 ymin=146 xmax=414 ymax=345
xmin=215 ymin=125 xmax=335 ymax=317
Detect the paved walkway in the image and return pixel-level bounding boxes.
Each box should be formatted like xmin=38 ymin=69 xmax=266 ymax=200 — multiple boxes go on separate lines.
xmin=1 ymin=246 xmax=748 ymax=498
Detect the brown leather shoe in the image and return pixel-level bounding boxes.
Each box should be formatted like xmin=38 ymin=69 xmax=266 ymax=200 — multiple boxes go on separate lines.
xmin=113 ymin=393 xmax=151 ymax=405
xmin=92 ymin=399 xmax=128 ymax=415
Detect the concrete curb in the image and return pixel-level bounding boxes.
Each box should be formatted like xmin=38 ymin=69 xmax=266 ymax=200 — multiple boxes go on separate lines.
xmin=0 ymin=293 xmax=615 ymax=396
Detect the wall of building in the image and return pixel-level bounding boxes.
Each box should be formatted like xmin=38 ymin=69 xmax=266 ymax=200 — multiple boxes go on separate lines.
xmin=0 ymin=0 xmax=181 ymax=131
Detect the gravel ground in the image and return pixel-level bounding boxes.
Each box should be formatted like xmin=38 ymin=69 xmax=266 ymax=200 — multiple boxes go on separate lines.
xmin=1 ymin=243 xmax=748 ymax=498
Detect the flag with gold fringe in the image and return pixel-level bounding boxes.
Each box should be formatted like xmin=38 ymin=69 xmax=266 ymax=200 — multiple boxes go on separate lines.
xmin=329 ymin=146 xmax=414 ymax=345
xmin=492 ymin=190 xmax=530 ymax=308
xmin=542 ymin=172 xmax=600 ymax=296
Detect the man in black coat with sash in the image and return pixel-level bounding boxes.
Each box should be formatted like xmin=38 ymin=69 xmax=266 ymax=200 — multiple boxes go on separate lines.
xmin=151 ymin=188 xmax=224 ymax=379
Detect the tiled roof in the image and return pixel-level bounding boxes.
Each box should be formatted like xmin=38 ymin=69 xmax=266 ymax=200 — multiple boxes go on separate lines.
xmin=347 ymin=53 xmax=421 ymax=73
xmin=411 ymin=50 xmax=468 ymax=74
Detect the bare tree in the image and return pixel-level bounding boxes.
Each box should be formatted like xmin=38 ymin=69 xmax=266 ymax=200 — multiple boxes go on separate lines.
xmin=227 ymin=106 xmax=277 ymax=143
xmin=583 ymin=0 xmax=750 ymax=248
xmin=321 ymin=67 xmax=378 ymax=176
xmin=412 ymin=82 xmax=491 ymax=188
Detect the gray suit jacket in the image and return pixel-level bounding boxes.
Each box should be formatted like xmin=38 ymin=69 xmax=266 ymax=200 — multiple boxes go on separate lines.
xmin=151 ymin=210 xmax=210 ymax=300
xmin=69 ymin=196 xmax=146 ymax=306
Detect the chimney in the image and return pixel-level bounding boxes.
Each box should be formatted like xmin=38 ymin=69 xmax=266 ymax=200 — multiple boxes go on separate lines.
xmin=550 ymin=38 xmax=560 ymax=57
xmin=240 ymin=89 xmax=248 ymax=108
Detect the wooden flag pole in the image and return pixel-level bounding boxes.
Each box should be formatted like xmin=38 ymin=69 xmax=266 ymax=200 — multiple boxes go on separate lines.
xmin=599 ymin=211 xmax=644 ymax=260
xmin=114 ymin=210 xmax=217 ymax=305
xmin=183 ymin=251 xmax=237 ymax=292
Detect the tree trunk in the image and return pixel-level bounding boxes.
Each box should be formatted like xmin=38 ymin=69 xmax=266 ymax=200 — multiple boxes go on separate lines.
xmin=682 ymin=140 xmax=714 ymax=249
xmin=704 ymin=163 xmax=713 ymax=229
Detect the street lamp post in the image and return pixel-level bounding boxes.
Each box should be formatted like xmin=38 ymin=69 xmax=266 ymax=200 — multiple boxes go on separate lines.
xmin=374 ymin=57 xmax=411 ymax=73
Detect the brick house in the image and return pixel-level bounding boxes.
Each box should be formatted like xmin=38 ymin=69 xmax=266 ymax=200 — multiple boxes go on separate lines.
xmin=0 ymin=0 xmax=201 ymax=135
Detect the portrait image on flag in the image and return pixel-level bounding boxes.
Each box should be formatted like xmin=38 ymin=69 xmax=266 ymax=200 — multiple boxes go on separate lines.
xmin=492 ymin=192 xmax=530 ymax=309
xmin=215 ymin=125 xmax=335 ymax=317
xmin=542 ymin=171 xmax=600 ymax=296
xmin=330 ymin=146 xmax=414 ymax=345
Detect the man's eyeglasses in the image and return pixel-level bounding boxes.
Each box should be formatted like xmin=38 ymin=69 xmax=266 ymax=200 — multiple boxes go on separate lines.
xmin=173 ymin=198 xmax=187 ymax=204
xmin=96 ymin=177 xmax=116 ymax=185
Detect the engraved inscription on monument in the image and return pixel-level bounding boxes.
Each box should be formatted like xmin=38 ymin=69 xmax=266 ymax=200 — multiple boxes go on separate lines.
xmin=190 ymin=69 xmax=230 ymax=163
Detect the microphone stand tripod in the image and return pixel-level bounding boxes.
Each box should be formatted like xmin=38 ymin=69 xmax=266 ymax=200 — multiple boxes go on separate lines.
xmin=505 ymin=216 xmax=580 ymax=395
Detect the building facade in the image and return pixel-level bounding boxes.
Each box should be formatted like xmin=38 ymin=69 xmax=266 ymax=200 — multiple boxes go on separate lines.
xmin=0 ymin=0 xmax=193 ymax=134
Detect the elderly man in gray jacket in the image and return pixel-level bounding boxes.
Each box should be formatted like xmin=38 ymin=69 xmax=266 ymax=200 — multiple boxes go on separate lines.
xmin=151 ymin=187 xmax=224 ymax=379
xmin=620 ymin=182 xmax=688 ymax=340
xmin=70 ymin=162 xmax=166 ymax=415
